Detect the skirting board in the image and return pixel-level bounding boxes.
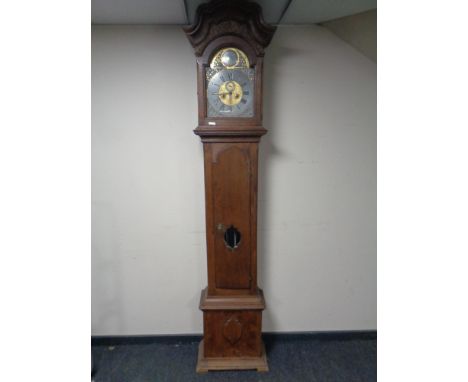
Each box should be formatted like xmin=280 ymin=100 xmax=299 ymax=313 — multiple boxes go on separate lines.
xmin=91 ymin=330 xmax=377 ymax=347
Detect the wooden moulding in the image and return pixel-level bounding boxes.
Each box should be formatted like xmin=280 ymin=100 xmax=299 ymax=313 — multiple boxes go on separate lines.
xmin=199 ymin=287 xmax=266 ymax=311
xmin=183 ymin=0 xmax=276 ymax=57
xmin=196 ymin=340 xmax=269 ymax=373
xmin=193 ymin=126 xmax=268 ymax=138
xmin=193 ymin=128 xmax=267 ymax=143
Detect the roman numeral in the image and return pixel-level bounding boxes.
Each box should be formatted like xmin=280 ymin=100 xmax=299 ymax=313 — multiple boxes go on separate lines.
xmin=241 ymin=99 xmax=247 ymax=104
xmin=243 ymin=91 xmax=249 ymax=95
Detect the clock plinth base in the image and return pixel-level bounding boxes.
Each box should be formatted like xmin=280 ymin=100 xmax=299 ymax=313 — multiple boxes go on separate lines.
xmin=196 ymin=340 xmax=269 ymax=373
xmin=197 ymin=288 xmax=268 ymax=372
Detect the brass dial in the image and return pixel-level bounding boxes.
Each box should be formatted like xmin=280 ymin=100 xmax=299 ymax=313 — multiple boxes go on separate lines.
xmin=210 ymin=47 xmax=249 ymax=69
xmin=218 ymin=81 xmax=243 ymax=106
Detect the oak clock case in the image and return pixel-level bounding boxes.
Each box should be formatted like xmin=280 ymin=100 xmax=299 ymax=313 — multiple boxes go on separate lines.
xmin=184 ymin=0 xmax=276 ymax=373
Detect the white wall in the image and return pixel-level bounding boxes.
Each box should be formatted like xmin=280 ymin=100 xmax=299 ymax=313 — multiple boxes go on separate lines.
xmin=92 ymin=25 xmax=376 ymax=335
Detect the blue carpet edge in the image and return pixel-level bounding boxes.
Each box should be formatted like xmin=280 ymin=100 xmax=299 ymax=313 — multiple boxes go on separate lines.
xmin=92 ymin=330 xmax=377 ymax=346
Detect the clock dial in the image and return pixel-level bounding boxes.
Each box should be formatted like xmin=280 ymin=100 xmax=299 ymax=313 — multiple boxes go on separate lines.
xmin=206 ymin=47 xmax=254 ymax=118
xmin=207 ymin=69 xmax=254 ymax=117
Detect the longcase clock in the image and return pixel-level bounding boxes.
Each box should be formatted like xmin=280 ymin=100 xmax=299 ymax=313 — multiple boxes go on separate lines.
xmin=184 ymin=0 xmax=275 ymax=373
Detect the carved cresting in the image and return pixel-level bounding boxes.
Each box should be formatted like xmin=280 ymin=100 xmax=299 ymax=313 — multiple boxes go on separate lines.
xmin=183 ymin=0 xmax=276 ymax=57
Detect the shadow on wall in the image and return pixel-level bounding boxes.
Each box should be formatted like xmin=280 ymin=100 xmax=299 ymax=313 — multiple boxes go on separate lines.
xmin=258 ymin=41 xmax=295 ymax=332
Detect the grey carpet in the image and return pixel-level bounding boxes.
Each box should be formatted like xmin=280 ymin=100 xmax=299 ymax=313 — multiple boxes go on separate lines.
xmin=91 ymin=333 xmax=376 ymax=382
